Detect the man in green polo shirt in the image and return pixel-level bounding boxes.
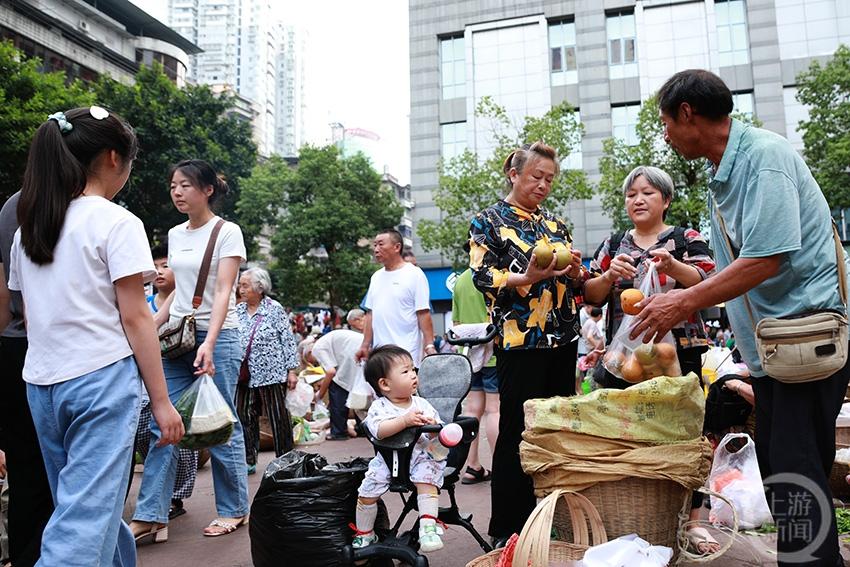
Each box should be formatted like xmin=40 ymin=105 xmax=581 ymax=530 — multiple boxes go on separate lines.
xmin=632 ymin=69 xmax=848 ymax=567
xmin=452 ymin=268 xmax=499 ymax=485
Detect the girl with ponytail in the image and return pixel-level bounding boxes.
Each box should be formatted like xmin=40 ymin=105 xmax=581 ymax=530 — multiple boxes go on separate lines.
xmin=7 ymin=107 xmax=183 ymax=565
xmin=131 ymin=159 xmax=250 ymax=539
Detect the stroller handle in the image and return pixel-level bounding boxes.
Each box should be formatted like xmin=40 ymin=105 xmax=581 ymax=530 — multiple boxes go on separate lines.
xmin=446 ymin=324 xmax=498 ymax=346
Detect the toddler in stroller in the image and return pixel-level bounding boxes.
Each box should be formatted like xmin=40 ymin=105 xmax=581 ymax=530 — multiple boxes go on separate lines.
xmin=352 ymin=345 xmax=447 ymax=553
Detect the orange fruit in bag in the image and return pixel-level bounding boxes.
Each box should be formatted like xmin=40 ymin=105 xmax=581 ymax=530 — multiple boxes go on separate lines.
xmin=621 ymin=356 xmax=645 ymax=383
xmin=620 ymin=288 xmax=644 ymax=315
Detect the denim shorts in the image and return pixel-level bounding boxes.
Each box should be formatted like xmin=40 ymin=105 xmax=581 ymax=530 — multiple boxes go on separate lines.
xmin=470 ymin=366 xmax=499 ymax=393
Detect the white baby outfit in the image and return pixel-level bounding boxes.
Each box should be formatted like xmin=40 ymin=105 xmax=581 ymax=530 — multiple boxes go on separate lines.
xmin=358 ymin=396 xmax=447 ymax=498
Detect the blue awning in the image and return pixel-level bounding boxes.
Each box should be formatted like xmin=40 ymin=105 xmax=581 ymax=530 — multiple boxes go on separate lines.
xmin=423 ymin=267 xmax=458 ymax=301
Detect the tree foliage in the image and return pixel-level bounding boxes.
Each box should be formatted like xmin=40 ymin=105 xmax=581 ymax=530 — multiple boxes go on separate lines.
xmin=0 ymin=41 xmax=95 ymax=203
xmin=596 ymin=95 xmax=759 ymax=233
xmin=238 ymin=146 xmax=403 ymax=311
xmin=795 ymin=44 xmax=850 ymax=209
xmin=95 ymin=64 xmax=257 ymax=243
xmin=419 ymin=97 xmax=591 ymax=269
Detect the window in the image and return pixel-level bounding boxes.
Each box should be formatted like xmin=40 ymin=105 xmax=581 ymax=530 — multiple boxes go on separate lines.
xmin=440 ymin=36 xmax=465 ymax=99
xmin=441 ymin=122 xmax=466 ymax=161
xmin=716 ymin=0 xmax=749 ymax=67
xmin=731 ymin=91 xmax=754 ymax=119
xmin=612 ymin=104 xmax=640 ymax=146
xmin=607 ymin=11 xmax=637 ymax=78
xmin=549 ymin=20 xmax=578 ymax=86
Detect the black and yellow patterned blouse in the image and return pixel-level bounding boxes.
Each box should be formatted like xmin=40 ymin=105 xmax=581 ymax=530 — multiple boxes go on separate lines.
xmin=468 ymin=199 xmax=581 ymax=350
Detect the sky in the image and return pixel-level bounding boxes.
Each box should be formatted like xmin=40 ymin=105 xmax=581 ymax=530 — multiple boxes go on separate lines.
xmin=132 ymin=0 xmax=411 ymax=184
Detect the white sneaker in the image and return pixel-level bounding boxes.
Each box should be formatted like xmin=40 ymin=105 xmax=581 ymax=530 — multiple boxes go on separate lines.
xmin=418 ymin=523 xmax=444 ymax=553
xmin=352 ymin=531 xmax=378 ymax=549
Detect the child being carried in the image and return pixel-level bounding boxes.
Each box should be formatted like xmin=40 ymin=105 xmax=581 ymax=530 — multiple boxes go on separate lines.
xmin=353 ymin=345 xmax=447 ymax=553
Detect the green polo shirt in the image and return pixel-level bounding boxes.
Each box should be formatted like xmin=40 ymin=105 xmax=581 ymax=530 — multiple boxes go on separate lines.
xmin=452 ymin=268 xmax=496 ymax=367
xmin=709 ymin=118 xmax=846 ymax=376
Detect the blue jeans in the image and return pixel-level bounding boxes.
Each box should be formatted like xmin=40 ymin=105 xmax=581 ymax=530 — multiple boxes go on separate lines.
xmin=27 ymin=356 xmax=141 ymax=567
xmin=134 ymin=328 xmax=249 ymax=524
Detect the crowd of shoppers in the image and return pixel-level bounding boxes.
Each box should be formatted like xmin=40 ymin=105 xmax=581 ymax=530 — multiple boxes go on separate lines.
xmin=0 ymin=67 xmax=846 ymax=567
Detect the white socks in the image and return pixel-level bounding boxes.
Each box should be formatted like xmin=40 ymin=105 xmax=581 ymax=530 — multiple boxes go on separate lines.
xmin=355 ymin=500 xmax=378 ymax=534
xmin=418 ymin=493 xmax=439 ymax=526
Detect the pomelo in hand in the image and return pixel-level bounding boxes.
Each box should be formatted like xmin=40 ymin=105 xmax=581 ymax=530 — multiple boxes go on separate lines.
xmin=620 ymin=288 xmax=644 ymax=315
xmin=553 ymin=242 xmax=572 ymax=270
xmin=533 ymin=243 xmax=554 ymax=268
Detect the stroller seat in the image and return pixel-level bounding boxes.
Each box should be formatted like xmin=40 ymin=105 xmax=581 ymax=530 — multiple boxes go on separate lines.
xmin=340 ymin=352 xmax=493 ymax=566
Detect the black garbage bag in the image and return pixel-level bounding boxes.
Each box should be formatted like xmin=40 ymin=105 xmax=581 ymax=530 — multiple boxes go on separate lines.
xmin=250 ymin=450 xmax=386 ymax=567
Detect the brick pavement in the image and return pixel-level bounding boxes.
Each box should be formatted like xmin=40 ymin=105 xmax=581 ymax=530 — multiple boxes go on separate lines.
xmin=128 ymin=437 xmax=850 ymax=566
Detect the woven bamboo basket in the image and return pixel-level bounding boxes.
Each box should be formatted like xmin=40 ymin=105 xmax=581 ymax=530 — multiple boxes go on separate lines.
xmin=466 ymin=490 xmax=607 ymax=567
xmin=568 ymin=477 xmax=690 ymax=551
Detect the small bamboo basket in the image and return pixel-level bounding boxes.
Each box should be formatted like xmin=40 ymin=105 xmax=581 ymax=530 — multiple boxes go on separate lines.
xmin=465 ymin=490 xmax=607 ymax=567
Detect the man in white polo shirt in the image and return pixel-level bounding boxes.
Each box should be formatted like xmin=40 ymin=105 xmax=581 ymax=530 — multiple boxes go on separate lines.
xmin=355 ymin=229 xmax=436 ymax=365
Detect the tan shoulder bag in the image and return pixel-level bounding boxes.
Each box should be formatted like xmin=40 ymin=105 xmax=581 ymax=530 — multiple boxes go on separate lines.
xmin=715 ymin=205 xmax=848 ymax=382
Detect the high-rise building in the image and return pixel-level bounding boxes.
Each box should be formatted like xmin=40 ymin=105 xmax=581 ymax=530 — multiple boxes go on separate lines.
xmin=409 ymin=0 xmax=850 ymax=270
xmin=1 ymin=0 xmax=200 ymax=85
xmin=276 ymin=25 xmax=306 ymax=157
xmin=168 ymin=0 xmax=282 ymax=156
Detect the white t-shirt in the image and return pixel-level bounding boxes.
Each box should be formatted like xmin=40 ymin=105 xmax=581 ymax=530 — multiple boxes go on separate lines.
xmin=577 ymin=308 xmax=590 ymax=354
xmin=311 ymin=329 xmax=363 ymax=391
xmin=364 ymin=262 xmax=431 ymax=364
xmin=8 ymin=196 xmax=155 ymax=385
xmin=168 ymin=217 xmax=246 ymax=330
xmin=581 ymin=318 xmax=603 ymax=352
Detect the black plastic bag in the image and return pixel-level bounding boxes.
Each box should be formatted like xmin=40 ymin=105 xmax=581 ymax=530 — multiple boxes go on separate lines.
xmin=250 ymin=450 xmax=386 ymax=567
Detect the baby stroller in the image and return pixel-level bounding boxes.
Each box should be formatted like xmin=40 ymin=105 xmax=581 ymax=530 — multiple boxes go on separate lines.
xmin=339 ymin=325 xmax=498 ymax=566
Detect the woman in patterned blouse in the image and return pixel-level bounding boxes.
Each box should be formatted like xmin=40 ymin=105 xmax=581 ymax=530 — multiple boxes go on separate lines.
xmin=584 ymin=165 xmax=716 ymax=388
xmin=467 ymin=141 xmax=586 ymax=546
xmin=235 ymin=267 xmax=299 ymax=474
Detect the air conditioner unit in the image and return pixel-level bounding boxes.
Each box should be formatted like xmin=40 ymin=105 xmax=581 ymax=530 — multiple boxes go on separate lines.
xmin=78 ymin=20 xmax=91 ymax=33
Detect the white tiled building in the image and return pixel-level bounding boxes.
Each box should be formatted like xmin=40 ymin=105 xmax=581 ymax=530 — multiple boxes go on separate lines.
xmin=409 ymin=0 xmax=849 ymax=269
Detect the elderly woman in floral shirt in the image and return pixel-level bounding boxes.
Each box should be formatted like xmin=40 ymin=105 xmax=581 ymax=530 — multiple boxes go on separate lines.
xmin=235 ymin=267 xmax=299 ymax=474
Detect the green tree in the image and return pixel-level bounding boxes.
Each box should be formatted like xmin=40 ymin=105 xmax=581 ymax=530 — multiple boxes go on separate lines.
xmin=596 ymin=95 xmax=759 ymax=233
xmin=0 ymin=41 xmax=95 ymax=203
xmin=238 ymin=146 xmax=402 ymax=310
xmin=418 ymin=97 xmax=591 ymax=269
xmin=96 ymin=64 xmax=257 ymax=242
xmin=795 ymin=44 xmax=850 ymax=209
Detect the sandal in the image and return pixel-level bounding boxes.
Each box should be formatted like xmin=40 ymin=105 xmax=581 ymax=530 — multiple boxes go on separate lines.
xmin=203 ymin=516 xmax=248 ymax=537
xmin=130 ymin=521 xmax=168 ymax=543
xmin=685 ymin=526 xmax=721 ymax=555
xmin=461 ymin=466 xmax=491 ymax=485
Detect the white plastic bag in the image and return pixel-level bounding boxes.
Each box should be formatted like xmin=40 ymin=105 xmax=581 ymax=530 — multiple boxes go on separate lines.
xmin=602 ymin=262 xmax=682 ymax=384
xmin=582 ymin=534 xmax=673 ymax=567
xmin=174 ymin=374 xmax=236 ymax=450
xmin=285 ymin=379 xmax=314 ymax=418
xmin=346 ymin=363 xmax=374 ymax=411
xmin=708 ymin=432 xmax=773 ymax=529
xmin=312 ymin=399 xmax=329 ymax=421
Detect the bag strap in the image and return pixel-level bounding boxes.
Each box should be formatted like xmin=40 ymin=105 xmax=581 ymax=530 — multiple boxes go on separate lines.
xmin=713 ymin=203 xmax=848 ymax=330
xmin=244 ymin=312 xmax=264 ymax=360
xmin=192 ymin=218 xmax=226 ymax=310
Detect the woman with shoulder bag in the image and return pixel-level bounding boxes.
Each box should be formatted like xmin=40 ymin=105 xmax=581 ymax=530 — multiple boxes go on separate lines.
xmin=235 ymin=267 xmax=299 ymax=474
xmin=583 ymin=165 xmax=718 ymax=554
xmin=131 ymin=159 xmax=250 ymax=540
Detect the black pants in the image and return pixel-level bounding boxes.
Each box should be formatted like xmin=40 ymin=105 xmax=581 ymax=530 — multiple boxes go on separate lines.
xmin=0 ymin=337 xmax=52 ymax=567
xmin=328 ymin=381 xmax=349 ymax=437
xmin=489 ymin=342 xmax=577 ymax=538
xmin=235 ymin=382 xmax=293 ymax=465
xmin=751 ymin=358 xmax=850 ymax=567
